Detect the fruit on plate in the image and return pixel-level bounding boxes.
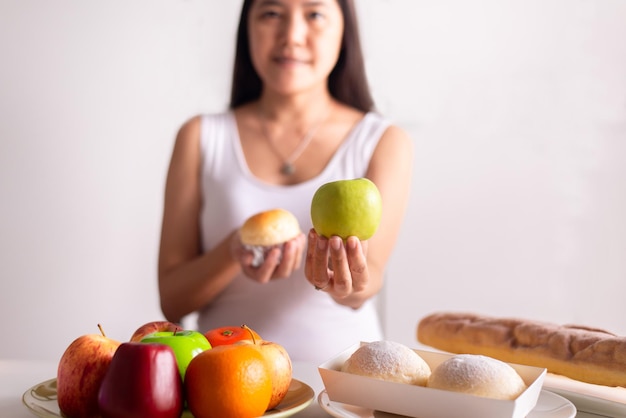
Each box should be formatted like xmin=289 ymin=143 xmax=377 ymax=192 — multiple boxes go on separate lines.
xmin=129 ymin=320 xmax=182 ymax=342
xmin=310 ymin=177 xmax=382 ymax=240
xmin=98 ymin=342 xmax=183 ymax=418
xmin=205 ymin=324 xmax=291 ymax=408
xmin=185 ymin=343 xmax=272 ymax=418
xmin=250 ymin=339 xmax=293 ymax=410
xmin=56 ymin=324 xmax=121 ymax=418
xmin=204 ymin=324 xmax=262 ymax=346
xmin=139 ymin=329 xmax=211 ymax=379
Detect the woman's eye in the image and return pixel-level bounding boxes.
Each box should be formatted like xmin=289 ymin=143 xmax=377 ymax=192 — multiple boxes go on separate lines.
xmin=260 ymin=9 xmax=281 ymax=19
xmin=308 ymin=11 xmax=324 ymax=20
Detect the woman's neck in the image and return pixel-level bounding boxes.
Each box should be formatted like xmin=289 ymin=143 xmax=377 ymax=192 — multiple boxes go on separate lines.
xmin=257 ymin=89 xmax=335 ymax=125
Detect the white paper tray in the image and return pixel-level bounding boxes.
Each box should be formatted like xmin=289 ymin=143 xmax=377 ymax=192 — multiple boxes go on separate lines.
xmin=318 ymin=342 xmax=548 ymax=418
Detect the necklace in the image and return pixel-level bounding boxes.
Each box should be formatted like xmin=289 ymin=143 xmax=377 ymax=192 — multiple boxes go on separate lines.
xmin=259 ymin=107 xmax=328 ymax=176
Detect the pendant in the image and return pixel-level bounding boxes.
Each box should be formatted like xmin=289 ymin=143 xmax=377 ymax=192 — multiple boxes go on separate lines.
xmin=281 ymin=162 xmax=295 ymax=176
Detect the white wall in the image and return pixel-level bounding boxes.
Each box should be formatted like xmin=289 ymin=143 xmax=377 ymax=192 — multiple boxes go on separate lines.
xmin=364 ymin=0 xmax=626 ymax=348
xmin=1 ymin=0 xmax=625 ymax=362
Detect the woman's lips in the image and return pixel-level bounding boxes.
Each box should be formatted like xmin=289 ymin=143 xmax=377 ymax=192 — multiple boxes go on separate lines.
xmin=273 ymin=56 xmax=309 ymax=65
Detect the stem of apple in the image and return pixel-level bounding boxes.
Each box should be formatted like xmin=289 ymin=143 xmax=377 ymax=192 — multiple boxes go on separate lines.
xmin=241 ymin=324 xmax=257 ymax=344
xmin=97 ymin=323 xmax=106 ymax=338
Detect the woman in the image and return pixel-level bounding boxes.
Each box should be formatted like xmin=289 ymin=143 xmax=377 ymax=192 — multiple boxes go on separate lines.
xmin=158 ymin=0 xmax=413 ymax=362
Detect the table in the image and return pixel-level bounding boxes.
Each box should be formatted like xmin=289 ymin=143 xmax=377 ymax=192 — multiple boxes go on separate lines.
xmin=0 ymin=359 xmax=611 ymax=417
xmin=1 ymin=359 xmax=57 ymax=418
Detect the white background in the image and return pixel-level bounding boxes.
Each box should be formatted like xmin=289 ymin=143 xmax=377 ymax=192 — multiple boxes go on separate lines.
xmin=1 ymin=0 xmax=625 ymax=362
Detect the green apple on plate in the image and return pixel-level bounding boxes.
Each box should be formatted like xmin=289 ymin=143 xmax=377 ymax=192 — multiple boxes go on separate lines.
xmin=311 ymin=178 xmax=382 ymax=240
xmin=140 ymin=330 xmax=211 ymax=379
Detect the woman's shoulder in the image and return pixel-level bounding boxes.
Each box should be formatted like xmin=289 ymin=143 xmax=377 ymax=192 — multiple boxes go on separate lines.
xmin=180 ymin=110 xmax=233 ymax=129
xmin=175 ymin=111 xmax=234 ymax=142
xmin=379 ymin=121 xmax=412 ymax=143
xmin=368 ymin=118 xmax=413 ymax=174
xmin=355 ymin=109 xmax=411 ymax=147
xmin=333 ymin=103 xmax=400 ymax=135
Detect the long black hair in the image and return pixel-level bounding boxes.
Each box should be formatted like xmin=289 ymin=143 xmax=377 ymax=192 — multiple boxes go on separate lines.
xmin=229 ymin=0 xmax=374 ymax=112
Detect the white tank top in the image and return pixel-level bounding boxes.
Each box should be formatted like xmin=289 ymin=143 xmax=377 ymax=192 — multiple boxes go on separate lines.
xmin=197 ymin=111 xmax=390 ymax=363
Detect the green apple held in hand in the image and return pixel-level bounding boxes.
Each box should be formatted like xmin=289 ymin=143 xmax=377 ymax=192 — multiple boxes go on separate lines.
xmin=140 ymin=330 xmax=211 ymax=379
xmin=311 ymin=178 xmax=382 ymax=240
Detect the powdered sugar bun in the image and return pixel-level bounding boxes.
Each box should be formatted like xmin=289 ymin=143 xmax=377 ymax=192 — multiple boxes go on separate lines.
xmin=427 ymin=354 xmax=527 ymax=400
xmin=341 ymin=341 xmax=431 ymax=386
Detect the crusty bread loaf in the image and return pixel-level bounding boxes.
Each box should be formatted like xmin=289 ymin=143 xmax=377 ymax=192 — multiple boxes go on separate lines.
xmin=417 ymin=312 xmax=626 ymax=387
xmin=342 ymin=341 xmax=431 ymax=386
xmin=427 ymin=354 xmax=527 ymax=400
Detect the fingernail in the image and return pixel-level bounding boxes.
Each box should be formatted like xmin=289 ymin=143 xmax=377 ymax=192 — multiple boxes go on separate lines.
xmin=317 ymin=238 xmax=327 ymax=250
xmin=330 ymin=238 xmax=341 ymax=250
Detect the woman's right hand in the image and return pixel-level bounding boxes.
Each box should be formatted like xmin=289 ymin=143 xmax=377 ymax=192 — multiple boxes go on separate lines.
xmin=231 ymin=232 xmax=306 ymax=283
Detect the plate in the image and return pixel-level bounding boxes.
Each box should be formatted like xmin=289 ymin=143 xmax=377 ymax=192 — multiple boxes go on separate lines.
xmin=546 ymin=387 xmax=626 ymax=417
xmin=543 ymin=373 xmax=626 ymax=417
xmin=318 ymin=389 xmax=577 ymax=418
xmin=23 ymin=377 xmax=315 ymax=418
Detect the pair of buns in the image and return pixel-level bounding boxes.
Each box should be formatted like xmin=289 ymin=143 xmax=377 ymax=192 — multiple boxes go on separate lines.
xmin=239 ymin=209 xmax=301 ymax=266
xmin=341 ymin=341 xmax=526 ymax=400
xmin=417 ymin=311 xmax=626 ymax=387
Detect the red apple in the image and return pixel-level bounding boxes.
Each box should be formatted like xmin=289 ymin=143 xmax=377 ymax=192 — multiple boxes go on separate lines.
xmin=57 ymin=324 xmax=121 ymax=418
xmin=258 ymin=341 xmax=292 ymax=410
xmin=129 ymin=320 xmax=181 ymax=342
xmin=98 ymin=342 xmax=183 ymax=418
xmin=237 ymin=338 xmax=292 ymax=410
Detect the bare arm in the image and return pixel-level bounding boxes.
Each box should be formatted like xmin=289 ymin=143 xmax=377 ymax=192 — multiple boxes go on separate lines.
xmin=305 ymin=124 xmax=414 ymax=308
xmin=157 ymin=116 xmax=241 ymax=323
xmin=158 ymin=116 xmax=306 ymax=323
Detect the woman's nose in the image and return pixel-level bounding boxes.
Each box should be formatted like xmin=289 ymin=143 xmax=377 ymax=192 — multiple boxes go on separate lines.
xmin=280 ymin=13 xmax=307 ymax=45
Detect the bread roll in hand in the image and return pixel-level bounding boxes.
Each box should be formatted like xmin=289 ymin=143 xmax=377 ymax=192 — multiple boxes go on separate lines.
xmin=239 ymin=209 xmax=301 ymax=267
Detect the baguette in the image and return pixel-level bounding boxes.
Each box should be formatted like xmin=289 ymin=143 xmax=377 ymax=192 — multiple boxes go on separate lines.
xmin=417 ymin=312 xmax=626 ymax=387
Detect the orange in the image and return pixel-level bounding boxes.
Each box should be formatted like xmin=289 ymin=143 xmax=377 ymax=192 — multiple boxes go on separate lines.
xmin=185 ymin=343 xmax=272 ymax=418
xmin=204 ymin=324 xmax=262 ymax=346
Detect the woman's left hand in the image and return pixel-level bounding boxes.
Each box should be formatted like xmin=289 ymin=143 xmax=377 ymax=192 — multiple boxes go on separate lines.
xmin=305 ymin=228 xmax=370 ymax=299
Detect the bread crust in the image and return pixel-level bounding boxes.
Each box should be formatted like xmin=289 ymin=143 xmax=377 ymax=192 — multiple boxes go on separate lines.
xmin=417 ymin=312 xmax=626 ymax=387
xmin=239 ymin=208 xmax=301 ymax=246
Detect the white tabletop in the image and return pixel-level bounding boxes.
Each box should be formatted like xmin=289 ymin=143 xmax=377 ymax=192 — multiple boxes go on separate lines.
xmin=0 ymin=359 xmax=611 ymax=418
xmin=1 ymin=359 xmax=58 ymax=418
